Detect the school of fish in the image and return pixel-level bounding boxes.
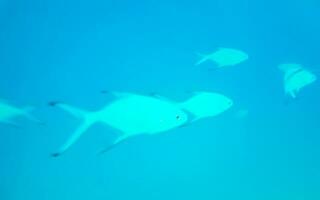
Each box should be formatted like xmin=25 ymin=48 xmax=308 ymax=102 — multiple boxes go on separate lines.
xmin=0 ymin=47 xmax=317 ymax=156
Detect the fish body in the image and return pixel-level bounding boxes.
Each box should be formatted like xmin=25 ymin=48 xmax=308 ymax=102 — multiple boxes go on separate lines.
xmin=50 ymin=93 xmax=188 ymax=156
xmin=196 ymin=48 xmax=248 ymax=67
xmin=98 ymin=93 xmax=188 ymax=135
xmin=179 ymin=92 xmax=233 ymax=122
xmin=279 ymin=63 xmax=317 ymax=98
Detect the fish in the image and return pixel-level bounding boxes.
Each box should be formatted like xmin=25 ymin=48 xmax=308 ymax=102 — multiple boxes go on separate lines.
xmin=0 ymin=99 xmax=39 ymax=126
xmin=49 ymin=92 xmax=189 ymax=157
xmin=278 ymin=63 xmax=317 ymax=98
xmin=179 ymin=92 xmax=233 ymax=122
xmin=195 ymin=48 xmax=248 ymax=67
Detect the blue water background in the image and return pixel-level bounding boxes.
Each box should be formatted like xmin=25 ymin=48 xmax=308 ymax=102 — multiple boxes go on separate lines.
xmin=0 ymin=0 xmax=320 ymax=199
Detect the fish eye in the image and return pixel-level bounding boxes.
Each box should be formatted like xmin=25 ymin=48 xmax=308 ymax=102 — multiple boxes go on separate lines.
xmin=176 ymin=115 xmax=180 ymax=120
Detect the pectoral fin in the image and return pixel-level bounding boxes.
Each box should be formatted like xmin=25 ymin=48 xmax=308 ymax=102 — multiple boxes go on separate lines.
xmin=289 ymin=91 xmax=297 ymax=98
xmin=98 ymin=135 xmax=132 ymax=155
xmin=195 ymin=53 xmax=209 ymax=66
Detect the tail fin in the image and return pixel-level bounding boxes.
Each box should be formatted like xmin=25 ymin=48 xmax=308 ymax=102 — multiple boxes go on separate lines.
xmin=22 ymin=106 xmax=44 ymax=125
xmin=50 ymin=102 xmax=96 ymax=157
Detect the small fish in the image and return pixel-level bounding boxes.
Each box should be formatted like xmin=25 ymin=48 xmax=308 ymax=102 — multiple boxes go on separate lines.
xmin=0 ymin=99 xmax=39 ymax=126
xmin=179 ymin=91 xmax=233 ymax=122
xmin=278 ymin=63 xmax=317 ymax=98
xmin=195 ymin=48 xmax=248 ymax=67
xmin=49 ymin=92 xmax=189 ymax=156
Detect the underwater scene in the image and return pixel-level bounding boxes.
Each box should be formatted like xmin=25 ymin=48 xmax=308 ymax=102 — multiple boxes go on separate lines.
xmin=1 ymin=0 xmax=320 ymax=199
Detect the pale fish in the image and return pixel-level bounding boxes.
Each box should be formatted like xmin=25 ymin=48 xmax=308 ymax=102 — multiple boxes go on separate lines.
xmin=49 ymin=92 xmax=189 ymax=156
xmin=195 ymin=48 xmax=248 ymax=67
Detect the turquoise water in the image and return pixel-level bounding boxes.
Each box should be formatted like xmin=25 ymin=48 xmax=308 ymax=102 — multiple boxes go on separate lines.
xmin=1 ymin=0 xmax=320 ymax=199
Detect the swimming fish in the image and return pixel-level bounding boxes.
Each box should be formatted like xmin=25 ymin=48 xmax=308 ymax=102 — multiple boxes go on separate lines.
xmin=0 ymin=99 xmax=38 ymax=126
xmin=278 ymin=63 xmax=317 ymax=98
xmin=179 ymin=92 xmax=233 ymax=122
xmin=49 ymin=92 xmax=189 ymax=156
xmin=195 ymin=48 xmax=248 ymax=67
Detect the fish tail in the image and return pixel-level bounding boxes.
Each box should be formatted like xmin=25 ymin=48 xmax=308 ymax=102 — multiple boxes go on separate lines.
xmin=22 ymin=106 xmax=44 ymax=125
xmin=49 ymin=102 xmax=96 ymax=157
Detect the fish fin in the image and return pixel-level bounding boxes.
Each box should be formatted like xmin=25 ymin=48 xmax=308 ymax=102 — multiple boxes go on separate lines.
xmin=24 ymin=114 xmax=44 ymax=125
xmin=100 ymin=90 xmax=110 ymax=94
xmin=48 ymin=101 xmax=60 ymax=106
xmin=100 ymin=91 xmax=130 ymax=97
xmin=51 ymin=119 xmax=94 ymax=157
xmin=150 ymin=93 xmax=166 ymax=100
xmin=49 ymin=101 xmax=87 ymax=119
xmin=215 ymin=62 xmax=226 ymax=68
xmin=110 ymin=92 xmax=136 ymax=99
xmin=98 ymin=135 xmax=131 ymax=155
xmin=148 ymin=93 xmax=176 ymax=103
xmin=278 ymin=63 xmax=302 ymax=72
xmin=177 ymin=105 xmax=198 ymax=123
xmin=289 ymin=91 xmax=297 ymax=99
xmin=195 ymin=53 xmax=208 ymax=66
xmin=21 ymin=106 xmax=44 ymax=125
xmin=49 ymin=102 xmax=96 ymax=157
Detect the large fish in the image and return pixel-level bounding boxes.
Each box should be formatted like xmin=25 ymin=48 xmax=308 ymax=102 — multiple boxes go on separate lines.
xmin=179 ymin=92 xmax=233 ymax=122
xmin=195 ymin=48 xmax=248 ymax=67
xmin=0 ymin=99 xmax=38 ymax=126
xmin=49 ymin=93 xmax=189 ymax=157
xmin=279 ymin=63 xmax=317 ymax=98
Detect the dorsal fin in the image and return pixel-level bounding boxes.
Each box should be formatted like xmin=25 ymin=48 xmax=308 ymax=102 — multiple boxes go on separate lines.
xmin=100 ymin=91 xmax=137 ymax=100
xmin=112 ymin=92 xmax=136 ymax=99
xmin=278 ymin=63 xmax=302 ymax=73
xmin=148 ymin=93 xmax=175 ymax=103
